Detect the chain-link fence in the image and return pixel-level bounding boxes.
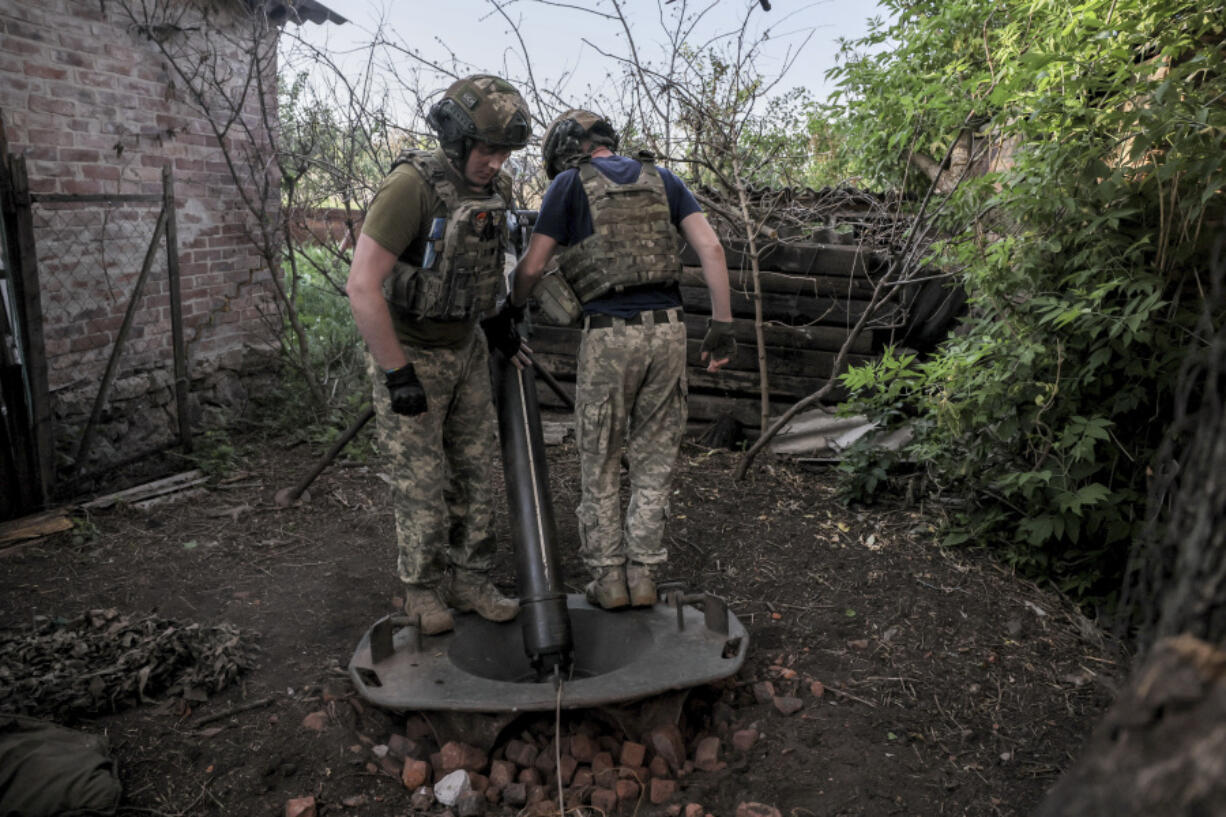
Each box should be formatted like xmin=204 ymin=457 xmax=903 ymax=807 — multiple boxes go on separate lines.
xmin=29 ymin=172 xmax=190 ymax=485
xmin=35 ymin=198 xmax=168 ymax=389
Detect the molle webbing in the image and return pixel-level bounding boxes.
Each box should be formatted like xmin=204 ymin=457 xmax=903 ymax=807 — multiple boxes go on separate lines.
xmin=556 ymin=158 xmax=681 ymax=304
xmin=383 ymin=150 xmax=508 ymax=321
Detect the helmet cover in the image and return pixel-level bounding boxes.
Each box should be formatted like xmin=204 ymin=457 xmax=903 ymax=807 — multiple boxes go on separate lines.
xmin=428 ymin=74 xmax=531 ymax=166
xmin=541 ymin=109 xmax=619 ymax=179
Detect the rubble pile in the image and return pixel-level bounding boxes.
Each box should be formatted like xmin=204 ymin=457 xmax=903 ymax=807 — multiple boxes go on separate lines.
xmin=363 ymin=709 xmax=764 ymax=816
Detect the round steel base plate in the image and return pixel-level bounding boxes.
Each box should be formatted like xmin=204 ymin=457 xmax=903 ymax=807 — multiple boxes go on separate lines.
xmin=348 ymin=594 xmax=747 ymax=712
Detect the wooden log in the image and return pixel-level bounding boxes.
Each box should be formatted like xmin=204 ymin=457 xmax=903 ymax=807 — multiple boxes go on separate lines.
xmin=528 ymin=312 xmax=872 ymax=355
xmin=81 ymin=469 xmax=208 ymax=510
xmin=525 ymin=327 xmax=869 ymax=382
xmin=680 ymin=314 xmax=873 ymax=356
xmin=679 ymin=265 xmax=878 ymax=300
xmin=0 ymin=508 xmax=74 ymax=548
xmin=528 ymin=350 xmax=841 ymax=402
xmin=680 ymin=285 xmax=895 ymax=328
xmin=681 ymin=239 xmax=887 ymax=277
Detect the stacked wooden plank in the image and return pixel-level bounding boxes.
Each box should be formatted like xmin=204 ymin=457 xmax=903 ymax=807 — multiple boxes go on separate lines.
xmin=525 ymin=238 xmax=894 ymax=431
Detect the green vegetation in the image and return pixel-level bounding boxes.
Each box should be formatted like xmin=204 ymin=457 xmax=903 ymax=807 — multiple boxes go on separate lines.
xmin=830 ymin=0 xmax=1225 ymax=600
xmin=272 ymin=246 xmax=370 ymax=443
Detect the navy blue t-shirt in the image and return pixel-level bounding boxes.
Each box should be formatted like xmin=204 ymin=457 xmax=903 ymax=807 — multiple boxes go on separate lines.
xmin=534 ymin=154 xmax=700 ymax=317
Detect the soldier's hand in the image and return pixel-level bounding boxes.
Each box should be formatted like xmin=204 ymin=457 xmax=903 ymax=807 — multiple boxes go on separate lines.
xmin=481 ymin=302 xmax=526 ymax=361
xmin=700 ymin=318 xmax=736 ymax=372
xmin=385 ymin=364 xmax=428 ymax=416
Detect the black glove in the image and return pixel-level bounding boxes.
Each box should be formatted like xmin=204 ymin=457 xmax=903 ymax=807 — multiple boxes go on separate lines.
xmin=384 ymin=363 xmax=428 ymax=416
xmin=700 ymin=318 xmax=737 ymax=362
xmin=481 ymin=302 xmax=526 ymax=359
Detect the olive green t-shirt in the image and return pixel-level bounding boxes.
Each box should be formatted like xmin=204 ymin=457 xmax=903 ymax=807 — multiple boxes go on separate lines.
xmin=362 ymin=150 xmax=511 ymax=348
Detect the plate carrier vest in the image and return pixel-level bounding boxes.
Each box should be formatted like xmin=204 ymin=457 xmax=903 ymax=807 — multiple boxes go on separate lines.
xmin=555 ymin=152 xmax=682 ymax=304
xmin=382 ymin=150 xmax=508 ymax=321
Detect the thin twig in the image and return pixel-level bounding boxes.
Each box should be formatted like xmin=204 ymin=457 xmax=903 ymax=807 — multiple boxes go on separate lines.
xmin=191 ymin=695 xmax=275 ymax=726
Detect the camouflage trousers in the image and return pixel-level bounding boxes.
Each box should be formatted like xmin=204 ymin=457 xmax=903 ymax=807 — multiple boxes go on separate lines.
xmin=575 ymin=309 xmax=687 ymax=573
xmin=365 ymin=330 xmax=498 ymax=587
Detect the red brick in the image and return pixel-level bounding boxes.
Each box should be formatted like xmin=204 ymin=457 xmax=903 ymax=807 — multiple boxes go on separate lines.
xmin=505 ymin=736 xmax=539 ymax=765
xmin=62 ymin=179 xmax=101 ymax=195
xmin=590 ymin=788 xmax=617 ymax=813
xmin=1 ymin=36 xmax=43 ymax=56
xmin=533 ymin=742 xmax=556 ymax=774
xmin=501 ymin=782 xmax=527 ymax=806
xmin=81 ymin=163 xmax=119 ymax=181
xmin=28 ymin=94 xmax=75 ymax=117
xmin=488 ymin=759 xmax=516 ymax=790
xmin=620 ymin=740 xmax=646 ymax=768
xmin=556 ymin=754 xmax=577 ymax=786
xmin=570 ymin=732 xmax=598 ymax=762
xmin=517 ymin=767 xmax=541 ymax=786
xmin=731 ymin=729 xmax=759 ymax=752
xmin=52 ymin=49 xmax=88 ymax=68
xmin=650 ymin=778 xmax=678 ymax=805
xmin=620 ymin=765 xmax=648 ymax=783
xmin=592 ymin=751 xmax=616 ymax=788
xmin=615 ymin=778 xmax=641 ymax=804
xmin=650 ymin=755 xmax=671 ymax=777
xmin=571 ymin=768 xmax=594 ymax=790
xmin=23 ymin=60 xmax=66 ymax=80
xmin=401 ymin=758 xmax=430 ymax=790
xmin=693 ymin=736 xmax=721 ymax=771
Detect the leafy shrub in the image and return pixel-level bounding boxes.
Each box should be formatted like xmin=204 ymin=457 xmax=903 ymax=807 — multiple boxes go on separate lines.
xmin=830 ymin=0 xmax=1225 ymax=601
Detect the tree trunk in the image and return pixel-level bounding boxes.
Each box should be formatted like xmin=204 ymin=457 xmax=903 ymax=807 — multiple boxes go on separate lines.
xmin=1034 ymin=635 xmax=1226 ymax=817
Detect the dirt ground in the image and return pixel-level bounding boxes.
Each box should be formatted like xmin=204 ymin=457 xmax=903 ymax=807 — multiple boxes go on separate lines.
xmin=1 ymin=416 xmax=1125 ymax=817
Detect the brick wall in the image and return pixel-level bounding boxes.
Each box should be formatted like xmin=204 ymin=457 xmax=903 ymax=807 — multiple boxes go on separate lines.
xmin=1 ymin=0 xmax=286 ymax=475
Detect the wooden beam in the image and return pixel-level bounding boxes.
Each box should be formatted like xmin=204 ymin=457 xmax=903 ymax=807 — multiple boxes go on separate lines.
xmin=0 ymin=509 xmax=74 ymax=548
xmin=679 ymin=265 xmax=878 ymax=300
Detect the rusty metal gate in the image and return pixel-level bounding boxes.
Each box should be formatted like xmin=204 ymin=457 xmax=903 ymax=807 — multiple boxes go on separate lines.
xmin=1 ymin=137 xmax=191 ymax=520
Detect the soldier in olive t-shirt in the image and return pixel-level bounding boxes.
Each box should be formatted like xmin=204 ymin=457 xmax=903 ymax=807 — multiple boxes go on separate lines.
xmin=345 ymin=74 xmax=531 ymax=636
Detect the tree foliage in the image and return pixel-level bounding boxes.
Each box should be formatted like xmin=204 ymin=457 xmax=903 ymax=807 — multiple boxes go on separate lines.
xmin=830 ymin=0 xmax=1226 ymax=601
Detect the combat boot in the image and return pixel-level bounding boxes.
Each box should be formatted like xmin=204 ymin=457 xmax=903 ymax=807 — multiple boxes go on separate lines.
xmin=403 ymin=585 xmax=454 ymax=635
xmin=626 ymin=563 xmax=658 ymax=607
xmin=443 ymin=569 xmax=519 ymax=622
xmin=585 ymin=566 xmax=630 ymax=610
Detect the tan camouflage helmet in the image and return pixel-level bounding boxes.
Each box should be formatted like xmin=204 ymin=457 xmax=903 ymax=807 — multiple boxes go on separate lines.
xmin=427 ymin=74 xmax=531 ymax=166
xmin=541 ymin=109 xmax=619 ymax=179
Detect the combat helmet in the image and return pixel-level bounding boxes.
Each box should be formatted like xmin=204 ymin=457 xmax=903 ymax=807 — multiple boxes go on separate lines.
xmin=541 ymin=109 xmax=620 ymax=179
xmin=427 ymin=74 xmax=531 ymax=168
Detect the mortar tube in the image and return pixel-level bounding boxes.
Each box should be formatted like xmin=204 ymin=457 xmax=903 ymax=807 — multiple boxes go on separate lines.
xmin=491 ymin=351 xmax=573 ymax=676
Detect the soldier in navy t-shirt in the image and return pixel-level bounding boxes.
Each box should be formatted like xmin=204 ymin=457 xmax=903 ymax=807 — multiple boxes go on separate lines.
xmin=502 ymin=110 xmax=736 ymax=611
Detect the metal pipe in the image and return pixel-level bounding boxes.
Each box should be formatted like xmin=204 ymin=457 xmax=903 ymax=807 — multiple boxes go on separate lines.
xmin=491 ymin=352 xmax=572 ymax=676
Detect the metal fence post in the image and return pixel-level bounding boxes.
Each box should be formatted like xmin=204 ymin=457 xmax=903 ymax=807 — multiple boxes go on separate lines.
xmin=163 ymin=165 xmax=191 ymax=454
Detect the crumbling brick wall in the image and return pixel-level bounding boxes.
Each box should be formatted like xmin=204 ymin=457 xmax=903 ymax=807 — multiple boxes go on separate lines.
xmin=0 ymin=0 xmax=285 ymax=474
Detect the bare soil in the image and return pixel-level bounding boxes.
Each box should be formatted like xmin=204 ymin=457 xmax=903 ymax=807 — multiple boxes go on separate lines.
xmin=0 ymin=418 xmax=1124 ymax=816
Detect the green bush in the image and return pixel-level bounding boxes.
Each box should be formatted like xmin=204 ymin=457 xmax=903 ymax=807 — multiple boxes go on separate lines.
xmin=831 ymin=0 xmax=1225 ymax=601
xmin=271 ymin=245 xmax=369 ymax=441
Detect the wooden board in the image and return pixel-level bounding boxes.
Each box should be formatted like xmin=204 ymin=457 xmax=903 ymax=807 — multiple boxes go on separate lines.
xmin=526 ymin=327 xmax=869 ymax=385
xmin=0 ymin=508 xmax=74 ymax=548
xmin=681 ymin=239 xmax=886 ymax=277
xmin=679 ymin=265 xmax=878 ymax=301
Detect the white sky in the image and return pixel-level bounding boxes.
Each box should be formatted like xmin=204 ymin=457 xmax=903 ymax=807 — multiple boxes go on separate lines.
xmin=292 ymin=0 xmax=886 ymax=110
